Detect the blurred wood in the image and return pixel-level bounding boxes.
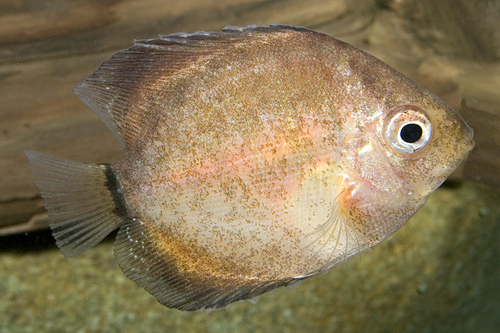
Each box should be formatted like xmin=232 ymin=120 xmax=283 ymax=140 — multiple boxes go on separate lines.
xmin=1 ymin=0 xmax=499 ymax=235
xmin=0 ymin=0 xmax=375 ymax=64
xmin=378 ymin=0 xmax=500 ymax=61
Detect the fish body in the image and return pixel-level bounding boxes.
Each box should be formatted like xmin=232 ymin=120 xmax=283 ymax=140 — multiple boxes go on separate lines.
xmin=26 ymin=25 xmax=474 ymax=311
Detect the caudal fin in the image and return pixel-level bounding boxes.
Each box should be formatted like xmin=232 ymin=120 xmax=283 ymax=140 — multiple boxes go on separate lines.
xmin=25 ymin=151 xmax=126 ymax=257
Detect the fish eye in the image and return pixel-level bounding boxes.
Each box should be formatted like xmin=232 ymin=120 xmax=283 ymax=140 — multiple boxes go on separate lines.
xmin=384 ymin=108 xmax=432 ymax=154
xmin=400 ymin=123 xmax=422 ymax=143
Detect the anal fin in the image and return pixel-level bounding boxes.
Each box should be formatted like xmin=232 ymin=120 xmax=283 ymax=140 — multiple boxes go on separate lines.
xmin=114 ymin=219 xmax=295 ymax=311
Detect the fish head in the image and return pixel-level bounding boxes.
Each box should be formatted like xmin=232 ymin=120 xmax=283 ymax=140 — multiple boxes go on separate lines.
xmin=337 ymin=91 xmax=474 ymax=246
xmin=380 ymin=96 xmax=475 ymax=195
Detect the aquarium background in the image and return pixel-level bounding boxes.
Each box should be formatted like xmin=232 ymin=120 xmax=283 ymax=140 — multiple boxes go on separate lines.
xmin=1 ymin=0 xmax=499 ymax=332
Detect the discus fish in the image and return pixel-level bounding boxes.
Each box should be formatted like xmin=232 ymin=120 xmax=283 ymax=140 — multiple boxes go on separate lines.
xmin=26 ymin=24 xmax=474 ymax=311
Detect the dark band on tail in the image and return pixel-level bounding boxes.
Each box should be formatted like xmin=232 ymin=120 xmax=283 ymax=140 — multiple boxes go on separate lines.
xmin=103 ymin=164 xmax=130 ymax=219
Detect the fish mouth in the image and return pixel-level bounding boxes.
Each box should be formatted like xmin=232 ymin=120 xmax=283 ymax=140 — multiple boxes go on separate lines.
xmin=465 ymin=128 xmax=475 ymax=152
xmin=450 ymin=123 xmax=475 ymax=174
xmin=458 ymin=132 xmax=475 ymax=164
xmin=455 ymin=118 xmax=475 ymax=155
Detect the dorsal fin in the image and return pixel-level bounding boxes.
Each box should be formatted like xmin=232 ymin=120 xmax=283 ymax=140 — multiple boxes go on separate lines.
xmin=73 ymin=24 xmax=315 ymax=149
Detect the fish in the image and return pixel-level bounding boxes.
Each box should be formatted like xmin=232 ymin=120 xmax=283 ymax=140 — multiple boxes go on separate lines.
xmin=25 ymin=24 xmax=474 ymax=311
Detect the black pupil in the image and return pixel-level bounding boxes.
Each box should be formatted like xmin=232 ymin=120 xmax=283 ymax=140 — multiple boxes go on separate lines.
xmin=400 ymin=123 xmax=423 ymax=143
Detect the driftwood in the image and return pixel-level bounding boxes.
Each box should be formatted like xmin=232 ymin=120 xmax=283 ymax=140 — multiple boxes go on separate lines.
xmin=1 ymin=0 xmax=499 ymax=235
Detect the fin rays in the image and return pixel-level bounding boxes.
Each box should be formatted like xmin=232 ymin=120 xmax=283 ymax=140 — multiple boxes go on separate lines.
xmin=304 ymin=189 xmax=367 ymax=270
xmin=114 ymin=219 xmax=294 ymax=311
xmin=25 ymin=151 xmax=125 ymax=257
